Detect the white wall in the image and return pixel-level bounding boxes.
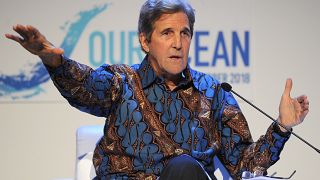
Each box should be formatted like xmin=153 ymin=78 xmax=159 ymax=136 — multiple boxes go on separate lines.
xmin=1 ymin=0 xmax=319 ymax=179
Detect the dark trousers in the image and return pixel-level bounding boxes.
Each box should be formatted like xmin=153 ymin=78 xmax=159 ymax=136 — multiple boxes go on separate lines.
xmin=159 ymin=154 xmax=209 ymax=180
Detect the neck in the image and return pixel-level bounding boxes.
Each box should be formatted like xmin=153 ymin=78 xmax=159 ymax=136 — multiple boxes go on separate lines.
xmin=148 ymin=57 xmax=183 ymax=91
xmin=164 ymin=75 xmax=183 ymax=91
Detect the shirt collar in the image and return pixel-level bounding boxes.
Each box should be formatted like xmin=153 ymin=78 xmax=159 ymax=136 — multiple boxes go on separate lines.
xmin=137 ymin=55 xmax=193 ymax=89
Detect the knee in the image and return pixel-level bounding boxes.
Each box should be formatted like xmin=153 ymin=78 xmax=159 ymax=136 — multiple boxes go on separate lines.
xmin=167 ymin=154 xmax=201 ymax=171
xmin=159 ymin=154 xmax=208 ymax=180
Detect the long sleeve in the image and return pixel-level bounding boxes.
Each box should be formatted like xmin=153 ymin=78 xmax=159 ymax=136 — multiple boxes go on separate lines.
xmin=215 ymin=89 xmax=291 ymax=179
xmin=45 ymin=56 xmax=123 ymax=117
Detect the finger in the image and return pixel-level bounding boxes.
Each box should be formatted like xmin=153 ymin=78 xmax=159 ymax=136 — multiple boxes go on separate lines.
xmin=23 ymin=25 xmax=37 ymax=40
xmin=296 ymin=95 xmax=308 ymax=103
xmin=302 ymin=102 xmax=309 ymax=110
xmin=300 ymin=102 xmax=309 ymax=113
xmin=283 ymin=78 xmax=292 ymax=97
xmin=298 ymin=97 xmax=309 ymax=110
xmin=5 ymin=33 xmax=24 ymax=43
xmin=26 ymin=25 xmax=41 ymax=39
xmin=13 ymin=24 xmax=31 ymax=41
xmin=13 ymin=24 xmax=28 ymax=41
xmin=301 ymin=109 xmax=309 ymax=120
xmin=303 ymin=109 xmax=309 ymax=115
xmin=301 ymin=103 xmax=309 ymax=110
xmin=302 ymin=100 xmax=309 ymax=106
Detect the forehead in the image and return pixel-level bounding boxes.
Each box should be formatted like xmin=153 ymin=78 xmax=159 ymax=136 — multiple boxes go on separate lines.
xmin=153 ymin=11 xmax=190 ymax=30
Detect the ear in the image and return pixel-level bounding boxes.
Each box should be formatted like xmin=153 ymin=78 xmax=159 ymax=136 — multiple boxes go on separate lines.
xmin=139 ymin=33 xmax=149 ymax=53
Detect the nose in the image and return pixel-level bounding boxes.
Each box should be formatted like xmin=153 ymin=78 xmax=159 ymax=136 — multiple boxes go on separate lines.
xmin=173 ymin=34 xmax=182 ymax=50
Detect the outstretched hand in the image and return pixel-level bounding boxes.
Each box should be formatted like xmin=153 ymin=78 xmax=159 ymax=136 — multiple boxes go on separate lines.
xmin=278 ymin=78 xmax=309 ymax=131
xmin=5 ymin=24 xmax=64 ymax=67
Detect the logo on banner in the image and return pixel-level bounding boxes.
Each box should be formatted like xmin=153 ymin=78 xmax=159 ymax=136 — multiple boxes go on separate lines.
xmin=0 ymin=4 xmax=109 ymax=100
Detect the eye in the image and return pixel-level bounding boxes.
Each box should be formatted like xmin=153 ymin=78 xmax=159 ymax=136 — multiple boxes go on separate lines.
xmin=182 ymin=30 xmax=191 ymax=38
xmin=162 ymin=30 xmax=171 ymax=36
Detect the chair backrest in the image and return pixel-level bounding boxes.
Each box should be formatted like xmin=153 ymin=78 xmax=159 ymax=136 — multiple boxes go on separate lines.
xmin=75 ymin=125 xmax=232 ymax=180
xmin=76 ymin=125 xmax=103 ymax=180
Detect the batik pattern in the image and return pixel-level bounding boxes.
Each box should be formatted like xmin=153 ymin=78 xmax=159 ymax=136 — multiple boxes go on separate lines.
xmin=46 ymin=56 xmax=291 ymax=180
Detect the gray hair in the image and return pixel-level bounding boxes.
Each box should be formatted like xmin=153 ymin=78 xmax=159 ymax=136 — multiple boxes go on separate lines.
xmin=138 ymin=0 xmax=195 ymax=44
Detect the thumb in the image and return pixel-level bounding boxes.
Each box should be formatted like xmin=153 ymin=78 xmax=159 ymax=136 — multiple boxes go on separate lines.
xmin=283 ymin=78 xmax=292 ymax=97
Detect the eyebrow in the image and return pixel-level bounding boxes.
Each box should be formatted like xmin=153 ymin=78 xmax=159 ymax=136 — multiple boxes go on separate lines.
xmin=160 ymin=26 xmax=191 ymax=34
xmin=160 ymin=28 xmax=172 ymax=33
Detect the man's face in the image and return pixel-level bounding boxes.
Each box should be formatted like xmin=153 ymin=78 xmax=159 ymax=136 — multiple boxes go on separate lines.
xmin=140 ymin=12 xmax=192 ymax=78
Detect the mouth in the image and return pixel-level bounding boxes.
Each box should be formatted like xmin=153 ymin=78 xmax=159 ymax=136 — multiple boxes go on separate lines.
xmin=169 ymin=55 xmax=182 ymax=60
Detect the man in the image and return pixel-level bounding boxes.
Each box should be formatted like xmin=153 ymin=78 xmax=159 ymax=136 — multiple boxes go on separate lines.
xmin=5 ymin=0 xmax=309 ymax=179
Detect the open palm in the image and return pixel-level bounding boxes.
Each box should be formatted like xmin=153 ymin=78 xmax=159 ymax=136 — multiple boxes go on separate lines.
xmin=5 ymin=24 xmax=64 ymax=67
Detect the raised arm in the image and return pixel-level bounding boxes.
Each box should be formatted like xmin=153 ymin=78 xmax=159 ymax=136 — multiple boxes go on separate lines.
xmin=215 ymin=79 xmax=309 ymax=179
xmin=5 ymin=24 xmax=122 ymax=118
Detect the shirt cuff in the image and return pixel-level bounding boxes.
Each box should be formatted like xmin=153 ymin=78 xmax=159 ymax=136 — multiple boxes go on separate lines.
xmin=273 ymin=122 xmax=292 ymax=137
xmin=44 ymin=55 xmax=67 ymax=74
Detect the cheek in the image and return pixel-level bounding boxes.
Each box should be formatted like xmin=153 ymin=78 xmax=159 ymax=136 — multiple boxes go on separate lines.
xmin=153 ymin=50 xmax=166 ymax=62
xmin=183 ymin=41 xmax=191 ymax=50
xmin=150 ymin=41 xmax=168 ymax=54
xmin=183 ymin=46 xmax=190 ymax=59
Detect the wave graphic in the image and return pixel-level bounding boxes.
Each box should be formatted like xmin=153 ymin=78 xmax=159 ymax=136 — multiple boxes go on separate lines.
xmin=0 ymin=4 xmax=108 ymax=100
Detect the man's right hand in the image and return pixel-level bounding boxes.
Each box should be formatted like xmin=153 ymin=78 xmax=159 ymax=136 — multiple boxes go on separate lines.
xmin=5 ymin=24 xmax=64 ymax=68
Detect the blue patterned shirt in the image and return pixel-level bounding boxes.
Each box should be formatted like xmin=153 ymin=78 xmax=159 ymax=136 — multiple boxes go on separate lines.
xmin=47 ymin=56 xmax=291 ymax=180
